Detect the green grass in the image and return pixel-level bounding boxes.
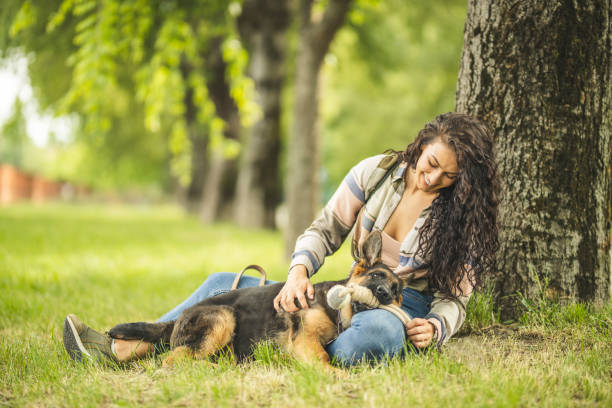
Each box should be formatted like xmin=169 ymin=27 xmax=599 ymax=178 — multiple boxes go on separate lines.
xmin=1 ymin=203 xmax=610 ymax=407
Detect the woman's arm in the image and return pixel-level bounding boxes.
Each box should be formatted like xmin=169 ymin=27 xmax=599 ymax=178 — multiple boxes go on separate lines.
xmin=405 ymin=318 xmax=438 ymax=349
xmin=288 ymin=154 xmax=388 ymax=277
xmin=274 ymin=155 xmax=387 ymax=312
xmin=425 ymin=265 xmax=474 ymax=346
xmin=273 ymin=265 xmax=314 ymax=312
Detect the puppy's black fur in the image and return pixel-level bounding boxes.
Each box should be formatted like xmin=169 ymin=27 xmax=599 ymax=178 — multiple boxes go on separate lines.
xmin=109 ymin=231 xmax=406 ymax=366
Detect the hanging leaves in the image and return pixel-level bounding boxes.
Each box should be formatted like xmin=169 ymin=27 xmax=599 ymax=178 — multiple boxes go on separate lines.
xmin=32 ymin=0 xmax=250 ymax=184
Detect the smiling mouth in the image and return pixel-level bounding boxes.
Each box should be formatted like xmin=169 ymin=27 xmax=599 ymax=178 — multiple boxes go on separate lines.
xmin=424 ymin=175 xmax=432 ymax=187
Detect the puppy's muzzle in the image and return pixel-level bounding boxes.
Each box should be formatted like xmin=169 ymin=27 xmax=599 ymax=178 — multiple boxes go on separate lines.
xmin=374 ymin=285 xmax=394 ymax=305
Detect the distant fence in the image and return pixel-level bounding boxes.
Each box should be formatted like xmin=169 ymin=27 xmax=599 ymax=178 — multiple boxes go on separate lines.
xmin=0 ymin=163 xmax=90 ymax=204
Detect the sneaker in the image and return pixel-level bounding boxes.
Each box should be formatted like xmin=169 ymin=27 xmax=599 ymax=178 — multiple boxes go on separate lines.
xmin=63 ymin=314 xmax=117 ymax=363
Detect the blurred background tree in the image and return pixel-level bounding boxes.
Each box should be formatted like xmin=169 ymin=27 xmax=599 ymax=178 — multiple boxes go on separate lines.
xmin=1 ymin=0 xmax=467 ymax=244
xmin=0 ymin=98 xmax=29 ymax=168
xmin=233 ymin=0 xmax=290 ymax=228
xmin=286 ymin=0 xmax=353 ymax=253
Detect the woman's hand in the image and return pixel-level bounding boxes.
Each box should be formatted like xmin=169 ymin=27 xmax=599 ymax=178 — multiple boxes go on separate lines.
xmin=404 ymin=318 xmax=436 ymax=349
xmin=273 ymin=265 xmax=315 ymax=312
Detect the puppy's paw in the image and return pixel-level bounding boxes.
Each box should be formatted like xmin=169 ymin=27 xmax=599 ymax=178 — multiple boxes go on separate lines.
xmin=161 ymin=356 xmax=175 ymax=369
xmin=162 ymin=346 xmax=192 ymax=368
xmin=328 ymin=366 xmax=349 ymax=379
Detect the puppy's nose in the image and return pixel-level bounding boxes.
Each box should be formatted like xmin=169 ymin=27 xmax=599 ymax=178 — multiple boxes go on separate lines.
xmin=375 ymin=285 xmax=393 ymax=304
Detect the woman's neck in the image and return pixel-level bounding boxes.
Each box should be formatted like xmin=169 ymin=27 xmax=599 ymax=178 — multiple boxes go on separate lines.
xmin=405 ymin=167 xmax=418 ymax=194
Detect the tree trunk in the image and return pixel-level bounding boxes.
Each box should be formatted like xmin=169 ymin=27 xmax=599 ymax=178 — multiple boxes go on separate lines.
xmin=456 ymin=0 xmax=611 ymax=319
xmin=200 ymin=36 xmax=241 ymax=222
xmin=285 ymin=0 xmax=353 ymax=256
xmin=182 ymin=61 xmax=208 ymax=213
xmin=233 ymin=0 xmax=291 ymax=228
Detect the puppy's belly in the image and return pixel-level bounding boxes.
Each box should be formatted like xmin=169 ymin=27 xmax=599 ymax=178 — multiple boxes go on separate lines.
xmin=231 ymin=307 xmax=286 ymax=360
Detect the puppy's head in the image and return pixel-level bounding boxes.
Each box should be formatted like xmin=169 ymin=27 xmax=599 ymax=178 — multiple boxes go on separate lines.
xmin=348 ymin=231 xmax=405 ymax=311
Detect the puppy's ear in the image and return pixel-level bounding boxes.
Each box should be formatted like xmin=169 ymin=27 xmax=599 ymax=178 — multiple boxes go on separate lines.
xmin=361 ymin=230 xmax=382 ymax=266
xmin=349 ymin=259 xmax=368 ymax=278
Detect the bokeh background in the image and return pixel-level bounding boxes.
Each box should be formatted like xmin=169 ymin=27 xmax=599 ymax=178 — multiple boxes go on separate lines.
xmin=0 ymin=0 xmax=466 ymax=251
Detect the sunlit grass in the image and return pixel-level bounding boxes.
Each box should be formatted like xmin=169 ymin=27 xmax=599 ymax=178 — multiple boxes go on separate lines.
xmin=0 ymin=203 xmax=610 ymax=407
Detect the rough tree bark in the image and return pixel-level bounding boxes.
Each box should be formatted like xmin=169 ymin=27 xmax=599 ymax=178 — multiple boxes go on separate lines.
xmin=285 ymin=0 xmax=353 ymax=254
xmin=200 ymin=36 xmax=241 ymax=222
xmin=456 ymin=0 xmax=611 ymax=318
xmin=233 ymin=0 xmax=291 ymax=228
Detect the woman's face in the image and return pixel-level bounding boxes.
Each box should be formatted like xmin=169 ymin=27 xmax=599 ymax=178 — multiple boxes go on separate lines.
xmin=413 ymin=140 xmax=459 ymax=193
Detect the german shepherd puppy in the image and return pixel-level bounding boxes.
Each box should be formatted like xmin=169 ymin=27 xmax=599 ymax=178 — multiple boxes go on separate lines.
xmin=109 ymin=231 xmax=405 ymax=367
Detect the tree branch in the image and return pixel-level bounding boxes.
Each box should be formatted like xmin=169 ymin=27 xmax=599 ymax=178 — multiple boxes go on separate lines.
xmin=309 ymin=0 xmax=352 ymax=61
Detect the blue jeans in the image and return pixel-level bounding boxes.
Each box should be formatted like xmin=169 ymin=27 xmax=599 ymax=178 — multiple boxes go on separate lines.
xmin=157 ymin=272 xmax=433 ymax=366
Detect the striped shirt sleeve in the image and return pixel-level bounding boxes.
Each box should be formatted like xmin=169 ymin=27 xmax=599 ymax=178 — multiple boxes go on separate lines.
xmin=289 ymin=155 xmax=386 ymax=277
xmin=426 ymin=269 xmax=474 ymax=346
xmin=426 ymin=294 xmax=470 ymax=346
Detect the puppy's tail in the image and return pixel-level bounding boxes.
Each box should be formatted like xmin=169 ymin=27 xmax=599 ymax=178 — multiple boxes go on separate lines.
xmin=108 ymin=321 xmax=174 ymax=344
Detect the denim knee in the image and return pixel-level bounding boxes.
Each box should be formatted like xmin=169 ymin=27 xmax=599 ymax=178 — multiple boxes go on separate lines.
xmin=351 ymin=310 xmax=406 ymax=351
xmin=200 ymin=272 xmax=236 ymax=297
xmin=327 ymin=309 xmax=406 ymax=365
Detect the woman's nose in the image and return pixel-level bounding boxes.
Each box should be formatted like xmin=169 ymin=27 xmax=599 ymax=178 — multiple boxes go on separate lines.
xmin=429 ymin=169 xmax=443 ymax=184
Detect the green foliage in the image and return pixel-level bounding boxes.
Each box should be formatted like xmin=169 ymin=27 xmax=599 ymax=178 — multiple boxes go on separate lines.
xmin=223 ymin=37 xmax=259 ymax=129
xmin=3 ymin=0 xmax=472 ymax=197
xmin=462 ymin=284 xmax=500 ymax=333
xmin=1 ymin=1 xmax=167 ymax=189
xmin=3 ymin=0 xmax=251 ymax=189
xmin=463 ymin=274 xmax=612 ymax=338
xmin=9 ymin=0 xmax=37 ymax=38
xmin=517 ymin=276 xmax=612 ymax=334
xmin=0 ymin=99 xmax=30 ymax=167
xmin=43 ymin=0 xmax=250 ymax=185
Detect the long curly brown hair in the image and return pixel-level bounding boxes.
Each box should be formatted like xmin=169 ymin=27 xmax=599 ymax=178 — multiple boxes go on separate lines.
xmin=400 ymin=112 xmax=499 ymax=298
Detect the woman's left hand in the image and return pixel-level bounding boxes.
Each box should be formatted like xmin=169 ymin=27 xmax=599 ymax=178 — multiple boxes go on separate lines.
xmin=404 ymin=318 xmax=435 ymax=349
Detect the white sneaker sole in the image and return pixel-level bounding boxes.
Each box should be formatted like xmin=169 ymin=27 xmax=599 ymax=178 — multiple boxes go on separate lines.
xmin=63 ymin=315 xmax=92 ymax=361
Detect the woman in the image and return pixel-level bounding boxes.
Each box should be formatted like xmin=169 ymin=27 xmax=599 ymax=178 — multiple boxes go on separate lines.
xmin=63 ymin=112 xmax=498 ymax=366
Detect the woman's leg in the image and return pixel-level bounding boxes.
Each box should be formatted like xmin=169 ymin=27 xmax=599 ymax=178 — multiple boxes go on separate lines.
xmin=113 ymin=338 xmax=154 ymax=361
xmin=112 ymin=273 xmax=277 ymax=361
xmin=157 ymin=272 xmax=277 ymax=322
xmin=325 ymin=308 xmax=405 ymax=365
xmin=325 ymin=287 xmax=433 ymax=366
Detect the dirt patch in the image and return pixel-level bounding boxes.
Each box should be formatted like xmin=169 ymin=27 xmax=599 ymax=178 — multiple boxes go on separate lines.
xmin=444 ymin=325 xmax=554 ymax=366
xmin=456 ymin=323 xmax=519 ymax=338
xmin=515 ymin=330 xmax=546 ymax=344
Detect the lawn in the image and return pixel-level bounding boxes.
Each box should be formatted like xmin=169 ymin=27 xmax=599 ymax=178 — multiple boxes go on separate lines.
xmin=1 ymin=203 xmax=610 ymax=407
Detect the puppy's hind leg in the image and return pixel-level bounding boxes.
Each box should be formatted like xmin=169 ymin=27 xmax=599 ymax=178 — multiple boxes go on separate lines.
xmin=287 ymin=308 xmax=346 ymax=377
xmin=164 ymin=305 xmax=236 ymax=367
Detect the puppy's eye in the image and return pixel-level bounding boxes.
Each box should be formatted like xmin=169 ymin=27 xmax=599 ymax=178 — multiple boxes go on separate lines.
xmin=371 ymin=272 xmax=384 ymax=279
